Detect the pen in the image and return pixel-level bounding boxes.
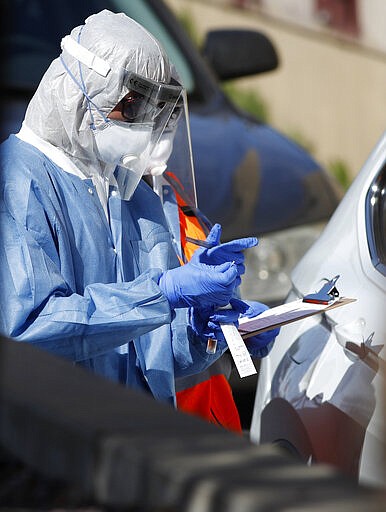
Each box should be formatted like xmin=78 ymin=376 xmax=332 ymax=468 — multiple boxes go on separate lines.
xmin=185 ymin=236 xmax=216 ymax=249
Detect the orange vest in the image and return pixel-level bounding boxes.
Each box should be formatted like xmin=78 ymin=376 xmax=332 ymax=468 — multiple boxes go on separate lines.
xmin=165 ymin=172 xmax=242 ymax=433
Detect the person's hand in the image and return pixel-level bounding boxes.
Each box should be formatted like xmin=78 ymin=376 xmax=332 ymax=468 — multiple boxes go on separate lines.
xmin=189 ymin=298 xmax=242 ymax=352
xmin=190 ymin=224 xmax=258 ymax=286
xmin=189 ymin=298 xmax=279 ymax=356
xmin=237 ymin=299 xmax=280 ymax=358
xmin=159 ymin=260 xmax=239 ymax=310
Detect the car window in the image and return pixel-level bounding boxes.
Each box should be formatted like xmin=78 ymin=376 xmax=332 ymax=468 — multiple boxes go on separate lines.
xmin=366 ymin=163 xmax=386 ymax=276
xmin=2 ymin=0 xmax=194 ymax=93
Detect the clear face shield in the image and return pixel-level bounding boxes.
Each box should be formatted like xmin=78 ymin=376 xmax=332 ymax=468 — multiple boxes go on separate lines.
xmin=95 ymin=72 xmax=183 ymax=200
xmin=149 ymin=90 xmax=198 ymax=209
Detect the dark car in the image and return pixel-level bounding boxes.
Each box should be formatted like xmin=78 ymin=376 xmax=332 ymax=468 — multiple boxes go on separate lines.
xmin=0 ymin=0 xmax=341 ymax=305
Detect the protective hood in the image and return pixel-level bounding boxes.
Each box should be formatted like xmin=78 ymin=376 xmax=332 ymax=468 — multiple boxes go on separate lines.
xmin=23 ymin=9 xmax=173 ymax=184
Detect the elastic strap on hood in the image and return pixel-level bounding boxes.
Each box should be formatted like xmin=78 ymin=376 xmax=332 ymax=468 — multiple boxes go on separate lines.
xmin=61 ymin=35 xmax=111 ymax=77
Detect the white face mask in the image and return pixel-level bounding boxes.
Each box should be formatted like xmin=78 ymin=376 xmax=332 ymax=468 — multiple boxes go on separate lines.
xmin=145 ymin=131 xmax=175 ymax=176
xmin=93 ymin=120 xmax=153 ymax=168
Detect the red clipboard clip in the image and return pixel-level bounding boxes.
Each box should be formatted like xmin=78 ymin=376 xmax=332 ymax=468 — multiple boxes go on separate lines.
xmin=303 ymin=275 xmax=340 ymax=305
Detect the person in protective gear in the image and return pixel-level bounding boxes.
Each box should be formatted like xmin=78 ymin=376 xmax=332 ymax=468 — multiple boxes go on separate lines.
xmin=148 ymin=87 xmax=280 ymax=429
xmin=0 ymin=10 xmax=254 ymax=405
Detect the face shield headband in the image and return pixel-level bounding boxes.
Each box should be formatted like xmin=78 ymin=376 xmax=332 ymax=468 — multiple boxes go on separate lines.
xmin=60 ymin=35 xmax=183 ymax=200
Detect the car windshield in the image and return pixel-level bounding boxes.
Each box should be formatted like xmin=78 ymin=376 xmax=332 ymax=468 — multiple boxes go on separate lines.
xmin=2 ymin=0 xmax=194 ymax=93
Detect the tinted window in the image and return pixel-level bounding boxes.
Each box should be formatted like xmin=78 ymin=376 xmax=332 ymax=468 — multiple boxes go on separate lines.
xmin=366 ymin=163 xmax=386 ymax=276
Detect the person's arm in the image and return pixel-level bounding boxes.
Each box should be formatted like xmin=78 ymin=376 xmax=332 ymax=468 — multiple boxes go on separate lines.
xmin=0 ymin=209 xmax=172 ymax=362
xmin=1 ymin=202 xmax=241 ymax=365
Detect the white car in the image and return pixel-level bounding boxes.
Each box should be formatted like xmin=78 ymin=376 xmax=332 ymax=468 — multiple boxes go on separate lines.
xmin=250 ymin=131 xmax=386 ymax=488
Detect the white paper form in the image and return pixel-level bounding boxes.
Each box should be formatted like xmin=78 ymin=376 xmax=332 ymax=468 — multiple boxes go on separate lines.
xmin=238 ymin=297 xmax=356 ymax=339
xmin=220 ymin=323 xmax=257 ymax=378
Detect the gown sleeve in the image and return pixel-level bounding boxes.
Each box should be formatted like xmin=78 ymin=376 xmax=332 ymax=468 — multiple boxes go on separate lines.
xmin=0 ymin=186 xmax=172 ymax=363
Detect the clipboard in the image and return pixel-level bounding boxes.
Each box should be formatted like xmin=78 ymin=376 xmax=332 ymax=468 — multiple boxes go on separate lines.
xmin=238 ymin=276 xmax=356 ymax=340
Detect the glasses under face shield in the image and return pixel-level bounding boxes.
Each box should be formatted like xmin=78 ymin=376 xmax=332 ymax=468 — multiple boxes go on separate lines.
xmin=118 ymin=91 xmax=183 ymax=129
xmin=118 ymin=91 xmax=161 ymax=123
xmin=112 ymin=72 xmax=182 ymax=128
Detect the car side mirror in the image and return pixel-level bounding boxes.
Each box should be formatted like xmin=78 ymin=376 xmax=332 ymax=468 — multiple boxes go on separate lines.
xmin=202 ymin=29 xmax=279 ymax=81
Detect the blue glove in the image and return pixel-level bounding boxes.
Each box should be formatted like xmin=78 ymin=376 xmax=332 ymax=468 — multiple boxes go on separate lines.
xmin=189 ymin=298 xmax=242 ymax=352
xmin=159 ymin=260 xmax=239 ymax=309
xmin=235 ymin=299 xmax=280 ymax=358
xmin=191 ymin=224 xmax=258 ymax=285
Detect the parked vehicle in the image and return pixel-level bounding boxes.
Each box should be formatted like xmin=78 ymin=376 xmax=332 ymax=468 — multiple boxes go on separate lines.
xmin=1 ymin=0 xmax=341 ymax=306
xmin=251 ymin=131 xmax=386 ymax=488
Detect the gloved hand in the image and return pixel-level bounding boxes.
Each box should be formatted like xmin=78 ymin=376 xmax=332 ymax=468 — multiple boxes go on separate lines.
xmin=159 ymin=260 xmax=239 ymax=309
xmin=189 ymin=298 xmax=243 ymax=352
xmin=189 ymin=298 xmax=279 ymax=357
xmin=235 ymin=299 xmax=280 ymax=358
xmin=190 ymin=224 xmax=258 ymax=286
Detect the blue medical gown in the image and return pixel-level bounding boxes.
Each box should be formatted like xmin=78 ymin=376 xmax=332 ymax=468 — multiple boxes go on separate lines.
xmin=0 ymin=136 xmax=223 ymax=404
